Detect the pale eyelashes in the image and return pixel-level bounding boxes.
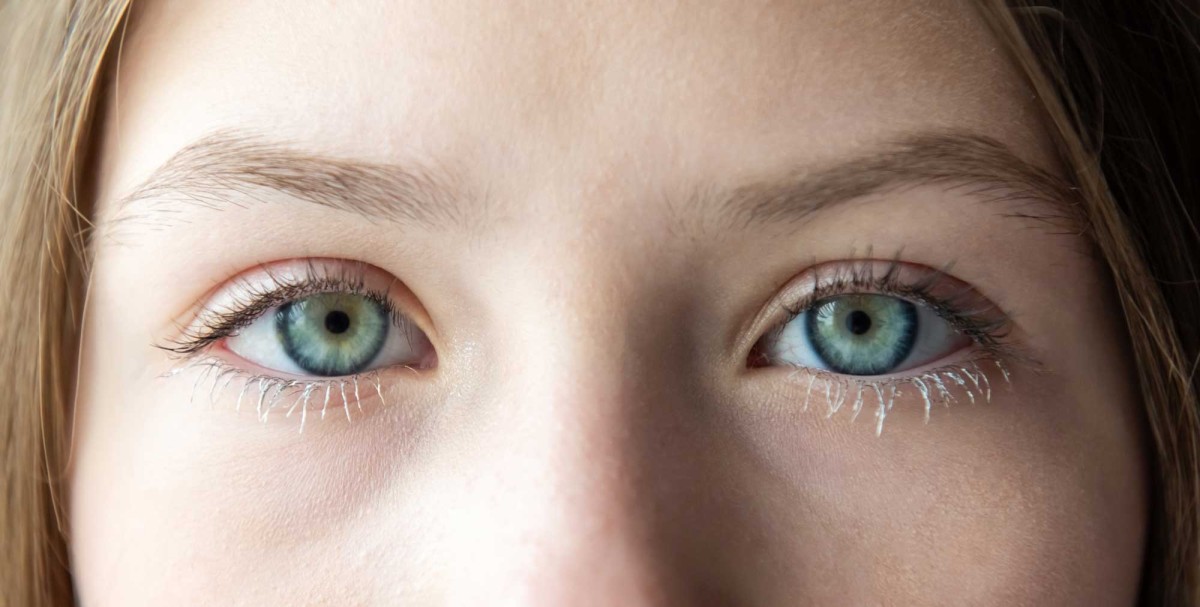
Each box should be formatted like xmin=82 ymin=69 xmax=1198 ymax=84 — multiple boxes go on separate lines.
xmin=160 ymin=256 xmax=1028 ymax=434
xmin=746 ymin=257 xmax=1026 ymax=434
xmin=775 ymin=356 xmax=1011 ymax=437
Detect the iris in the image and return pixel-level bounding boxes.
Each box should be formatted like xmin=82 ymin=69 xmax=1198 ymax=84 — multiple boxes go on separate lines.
xmin=275 ymin=293 xmax=389 ymax=376
xmin=806 ymin=294 xmax=917 ymax=375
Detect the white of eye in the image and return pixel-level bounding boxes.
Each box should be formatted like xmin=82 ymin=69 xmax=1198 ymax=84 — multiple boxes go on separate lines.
xmin=764 ymin=297 xmax=967 ymax=375
xmin=226 ymin=302 xmax=428 ymax=377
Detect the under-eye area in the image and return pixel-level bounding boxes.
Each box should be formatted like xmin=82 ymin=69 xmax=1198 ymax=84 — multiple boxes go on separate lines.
xmin=747 ymin=258 xmax=1025 ymax=434
xmin=159 ymin=258 xmax=435 ymax=427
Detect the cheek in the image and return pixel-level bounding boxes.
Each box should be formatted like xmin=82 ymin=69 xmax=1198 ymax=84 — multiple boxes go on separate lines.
xmin=68 ymin=254 xmax=1145 ymax=605
xmin=725 ymin=365 xmax=1146 ymax=605
xmin=68 ymin=289 xmax=435 ymax=604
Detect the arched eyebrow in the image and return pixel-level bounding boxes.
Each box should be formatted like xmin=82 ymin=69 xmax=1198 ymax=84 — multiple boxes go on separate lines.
xmin=107 ymin=130 xmax=473 ymax=235
xmin=717 ymin=131 xmax=1083 ymax=233
xmin=106 ymin=129 xmax=1084 ymax=239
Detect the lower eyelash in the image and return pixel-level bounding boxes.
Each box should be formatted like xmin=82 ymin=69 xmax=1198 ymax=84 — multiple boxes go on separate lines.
xmin=777 ymin=354 xmax=1013 ymax=436
xmin=758 ymin=256 xmax=1030 ymax=434
xmin=167 ymin=354 xmax=411 ymax=432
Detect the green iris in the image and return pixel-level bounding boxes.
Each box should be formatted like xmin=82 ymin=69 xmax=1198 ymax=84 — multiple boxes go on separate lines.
xmin=276 ymin=293 xmax=389 ymax=376
xmin=806 ymin=294 xmax=917 ymax=375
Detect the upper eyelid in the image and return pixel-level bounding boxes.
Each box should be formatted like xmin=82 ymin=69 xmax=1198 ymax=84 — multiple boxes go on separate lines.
xmin=737 ymin=260 xmax=1014 ymax=363
xmin=786 ymin=271 xmax=1000 ymax=329
xmin=781 ymin=260 xmax=1004 ymax=320
xmin=779 ymin=289 xmax=1007 ymax=348
xmin=171 ymin=258 xmax=1013 ymax=372
xmin=159 ymin=260 xmax=417 ymax=358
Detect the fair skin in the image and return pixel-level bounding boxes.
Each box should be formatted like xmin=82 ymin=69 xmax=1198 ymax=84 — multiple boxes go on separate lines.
xmin=70 ymin=0 xmax=1146 ymax=604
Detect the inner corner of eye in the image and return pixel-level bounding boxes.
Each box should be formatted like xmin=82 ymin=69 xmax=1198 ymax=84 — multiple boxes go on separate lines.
xmin=747 ymin=342 xmax=771 ymax=368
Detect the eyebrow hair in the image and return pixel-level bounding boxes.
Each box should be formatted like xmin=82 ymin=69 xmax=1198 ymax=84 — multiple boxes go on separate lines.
xmin=108 ymin=131 xmax=472 ymax=235
xmin=718 ymin=132 xmax=1084 ymax=233
xmin=107 ymin=129 xmax=1084 ymax=240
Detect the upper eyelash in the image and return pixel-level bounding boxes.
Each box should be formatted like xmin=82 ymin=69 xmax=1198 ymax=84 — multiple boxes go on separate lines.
xmin=159 ymin=261 xmax=405 ymax=358
xmin=753 ymin=257 xmax=1031 ymax=434
xmin=163 ymin=257 xmax=1023 ymax=432
xmin=767 ymin=257 xmax=1014 ymax=356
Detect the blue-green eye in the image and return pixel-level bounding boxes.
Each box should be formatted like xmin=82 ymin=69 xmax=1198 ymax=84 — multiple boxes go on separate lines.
xmin=226 ymin=292 xmax=430 ymax=377
xmin=276 ymin=294 xmax=390 ymax=376
xmin=763 ymin=294 xmax=969 ymax=375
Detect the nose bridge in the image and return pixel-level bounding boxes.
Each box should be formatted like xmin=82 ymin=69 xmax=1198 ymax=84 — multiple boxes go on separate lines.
xmin=453 ymin=245 xmax=691 ymax=603
xmin=487 ymin=372 xmax=670 ymax=604
xmin=489 ymin=229 xmax=681 ymax=476
xmin=503 ymin=272 xmax=652 ymax=530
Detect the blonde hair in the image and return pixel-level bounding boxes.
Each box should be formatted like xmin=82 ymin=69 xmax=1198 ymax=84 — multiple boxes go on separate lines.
xmin=0 ymin=2 xmax=130 ymax=605
xmin=1 ymin=1 xmax=1196 ymax=605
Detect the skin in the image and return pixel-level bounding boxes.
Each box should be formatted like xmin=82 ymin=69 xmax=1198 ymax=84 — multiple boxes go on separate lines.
xmin=70 ymin=0 xmax=1147 ymax=605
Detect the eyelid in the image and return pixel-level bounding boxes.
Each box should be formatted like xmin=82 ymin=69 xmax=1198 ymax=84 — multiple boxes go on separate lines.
xmin=162 ymin=258 xmax=437 ymax=360
xmin=154 ymin=259 xmax=441 ymax=426
xmin=739 ymin=259 xmax=1013 ymax=369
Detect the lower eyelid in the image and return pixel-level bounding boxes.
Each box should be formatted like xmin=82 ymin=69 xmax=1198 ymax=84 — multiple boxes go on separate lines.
xmin=170 ymin=354 xmax=399 ymax=426
xmin=758 ymin=353 xmax=1012 ymax=435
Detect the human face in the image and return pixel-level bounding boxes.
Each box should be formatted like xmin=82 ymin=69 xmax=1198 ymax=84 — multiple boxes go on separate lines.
xmin=70 ymin=1 xmax=1146 ymax=604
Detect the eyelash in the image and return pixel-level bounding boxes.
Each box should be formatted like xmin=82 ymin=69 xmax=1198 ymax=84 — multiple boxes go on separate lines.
xmin=753 ymin=257 xmax=1024 ymax=434
xmin=764 ymin=257 xmax=1013 ymax=355
xmin=163 ymin=258 xmax=1024 ymax=433
xmin=160 ymin=262 xmax=415 ymax=428
xmin=162 ymin=262 xmax=405 ymax=357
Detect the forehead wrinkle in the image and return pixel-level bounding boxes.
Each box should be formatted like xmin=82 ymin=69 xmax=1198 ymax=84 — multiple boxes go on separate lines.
xmin=102 ymin=130 xmax=473 ymax=238
xmin=712 ymin=130 xmax=1086 ymax=236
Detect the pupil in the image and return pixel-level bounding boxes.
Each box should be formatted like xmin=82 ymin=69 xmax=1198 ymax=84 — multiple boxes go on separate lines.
xmin=324 ymin=310 xmax=352 ymax=334
xmin=845 ymin=309 xmax=872 ymax=336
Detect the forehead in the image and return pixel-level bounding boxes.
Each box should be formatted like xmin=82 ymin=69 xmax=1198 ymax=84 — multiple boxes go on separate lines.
xmin=105 ymin=0 xmax=1048 ymax=202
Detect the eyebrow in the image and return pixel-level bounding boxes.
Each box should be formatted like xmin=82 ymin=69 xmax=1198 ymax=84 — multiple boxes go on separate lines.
xmin=107 ymin=129 xmax=1083 ymax=238
xmin=108 ymin=131 xmax=472 ymax=234
xmin=720 ymin=132 xmax=1083 ymax=233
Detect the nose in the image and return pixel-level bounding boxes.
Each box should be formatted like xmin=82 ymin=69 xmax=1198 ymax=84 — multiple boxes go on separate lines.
xmin=429 ymin=268 xmax=707 ymax=605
